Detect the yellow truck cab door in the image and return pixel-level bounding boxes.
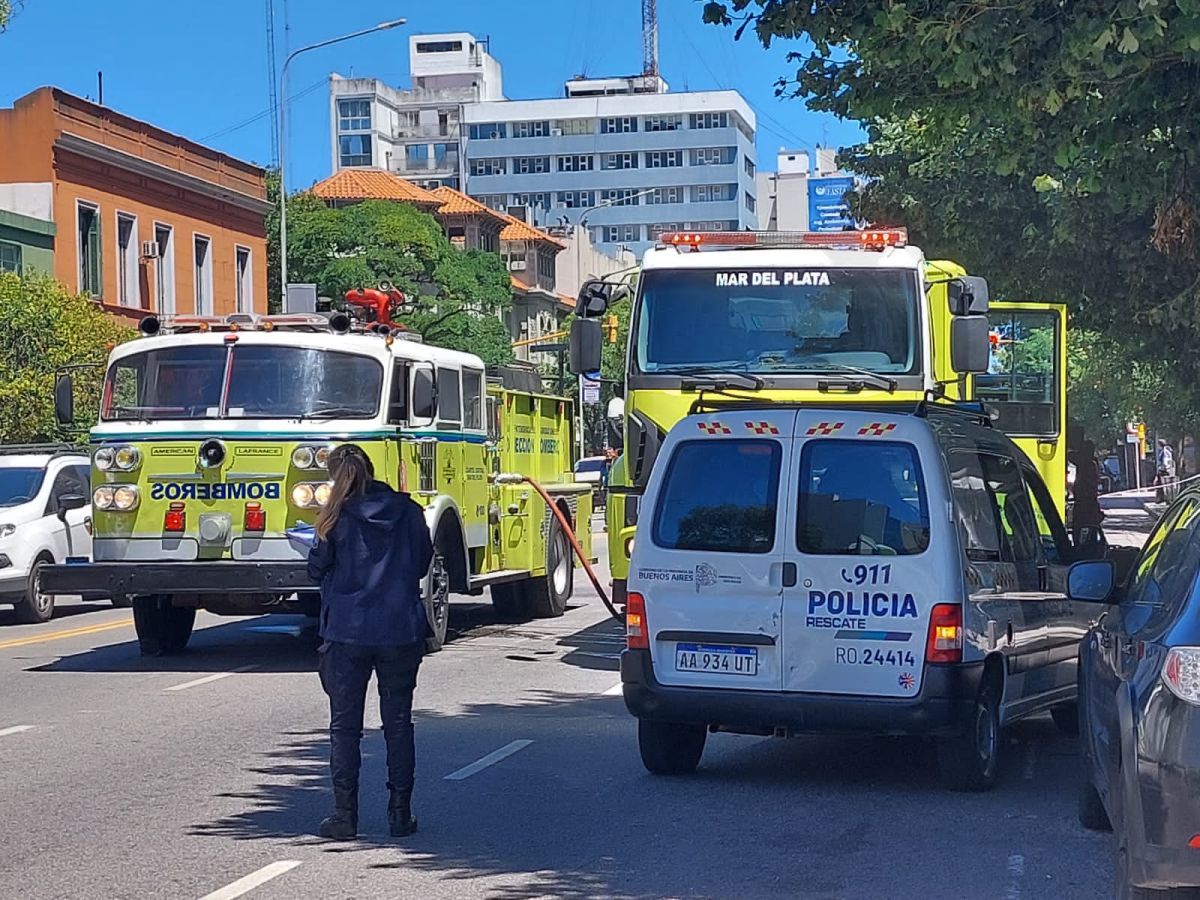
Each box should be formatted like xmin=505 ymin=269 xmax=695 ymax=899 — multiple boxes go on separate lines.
xmin=973 ymin=301 xmax=1068 ymax=514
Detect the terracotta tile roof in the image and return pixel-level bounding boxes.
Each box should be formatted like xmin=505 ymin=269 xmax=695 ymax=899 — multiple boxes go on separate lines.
xmin=557 ymin=292 xmax=576 ymax=309
xmin=429 ymin=186 xmax=507 ymax=223
xmin=497 ymin=211 xmax=567 ymax=250
xmin=309 ymin=169 xmax=441 ymax=207
xmin=510 ymin=275 xmax=529 ymax=293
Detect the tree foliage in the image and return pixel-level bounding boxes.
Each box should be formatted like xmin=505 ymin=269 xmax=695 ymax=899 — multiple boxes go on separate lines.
xmin=703 ymin=0 xmax=1200 ymax=440
xmin=0 ymin=272 xmax=133 ymax=443
xmin=266 ymin=176 xmax=514 ymax=365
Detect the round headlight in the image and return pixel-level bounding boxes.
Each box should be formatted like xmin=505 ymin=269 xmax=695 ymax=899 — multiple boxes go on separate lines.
xmin=291 ymin=446 xmax=315 ymax=469
xmin=314 ymin=446 xmax=333 ymax=469
xmin=114 ymin=446 xmax=141 ymax=471
xmin=112 ymin=485 xmax=140 ymax=511
xmin=314 ymin=482 xmax=333 ymax=507
xmin=291 ymin=483 xmax=315 ymax=508
xmin=95 ymin=448 xmax=116 ymax=471
xmin=93 ymin=486 xmax=114 ymax=510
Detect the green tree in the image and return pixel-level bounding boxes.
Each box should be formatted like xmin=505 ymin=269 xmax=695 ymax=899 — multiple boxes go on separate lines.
xmin=267 ymin=183 xmax=513 ymax=365
xmin=0 ymin=272 xmax=133 ymax=443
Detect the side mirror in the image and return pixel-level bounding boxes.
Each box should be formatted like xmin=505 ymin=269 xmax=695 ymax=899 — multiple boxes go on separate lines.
xmin=54 ymin=374 xmax=75 ymax=426
xmin=1067 ymin=560 xmax=1117 ymax=604
xmin=56 ymin=493 xmax=87 ymax=521
xmin=947 ymin=276 xmax=990 ymax=316
xmin=409 ymin=364 xmax=437 ymax=426
xmin=576 ymin=280 xmax=630 ymax=318
xmin=569 ymin=318 xmax=602 ymax=376
xmin=950 ymin=315 xmax=990 ymax=374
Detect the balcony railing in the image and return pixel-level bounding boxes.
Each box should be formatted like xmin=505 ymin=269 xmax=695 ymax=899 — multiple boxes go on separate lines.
xmin=393 ymin=123 xmax=462 ymax=141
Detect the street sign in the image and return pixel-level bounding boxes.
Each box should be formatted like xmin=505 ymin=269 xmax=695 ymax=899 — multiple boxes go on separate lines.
xmin=582 ymin=377 xmax=600 ymax=405
xmin=530 ymin=342 xmax=568 ymax=354
xmin=808 ymin=176 xmax=856 ymax=232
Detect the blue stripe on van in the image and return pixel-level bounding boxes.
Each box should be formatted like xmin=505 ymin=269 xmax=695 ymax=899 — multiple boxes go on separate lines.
xmin=833 ymin=630 xmax=913 ymax=642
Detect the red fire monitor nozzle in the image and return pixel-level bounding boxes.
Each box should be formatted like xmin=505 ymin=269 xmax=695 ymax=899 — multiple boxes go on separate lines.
xmin=344 ymin=287 xmax=408 ymax=329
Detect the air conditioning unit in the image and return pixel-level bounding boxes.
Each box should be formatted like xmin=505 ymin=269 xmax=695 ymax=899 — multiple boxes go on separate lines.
xmin=140 ymin=240 xmax=160 ymax=259
xmin=508 ymin=259 xmax=527 ymax=271
xmin=550 ymin=128 xmax=563 ymax=137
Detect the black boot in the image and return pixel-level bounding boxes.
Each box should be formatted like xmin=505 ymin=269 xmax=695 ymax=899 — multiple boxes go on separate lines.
xmin=319 ymin=784 xmax=358 ymax=840
xmin=387 ymin=783 xmax=418 ymax=837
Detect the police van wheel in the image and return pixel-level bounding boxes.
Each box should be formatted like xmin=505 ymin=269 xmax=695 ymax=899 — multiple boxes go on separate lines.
xmin=528 ymin=516 xmax=572 ymax=619
xmin=638 ymin=719 xmax=706 ymax=775
xmin=937 ymin=683 xmax=1001 ymax=791
xmin=132 ymin=595 xmax=195 ymax=656
xmin=1050 ymin=701 xmax=1080 ymax=736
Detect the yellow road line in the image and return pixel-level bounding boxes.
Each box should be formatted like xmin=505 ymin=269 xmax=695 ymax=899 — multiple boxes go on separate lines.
xmin=0 ymin=618 xmax=133 ymax=650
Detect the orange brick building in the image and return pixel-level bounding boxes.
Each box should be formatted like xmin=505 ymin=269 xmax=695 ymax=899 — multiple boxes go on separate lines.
xmin=0 ymin=87 xmax=270 ymax=322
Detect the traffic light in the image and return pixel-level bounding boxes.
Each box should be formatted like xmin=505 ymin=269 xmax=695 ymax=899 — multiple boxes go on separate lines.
xmin=603 ymin=314 xmax=619 ymax=344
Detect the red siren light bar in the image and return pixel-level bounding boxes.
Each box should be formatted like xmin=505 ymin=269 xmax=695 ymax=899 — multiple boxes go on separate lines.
xmin=660 ymin=228 xmax=909 ymax=251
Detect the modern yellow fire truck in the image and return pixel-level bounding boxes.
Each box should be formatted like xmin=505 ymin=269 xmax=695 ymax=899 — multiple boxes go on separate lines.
xmin=569 ymin=229 xmax=1067 ymax=608
xmin=42 ymin=311 xmax=593 ymax=655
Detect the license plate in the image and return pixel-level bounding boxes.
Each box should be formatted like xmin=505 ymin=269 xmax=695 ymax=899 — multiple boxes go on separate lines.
xmin=675 ymin=643 xmax=758 ymax=676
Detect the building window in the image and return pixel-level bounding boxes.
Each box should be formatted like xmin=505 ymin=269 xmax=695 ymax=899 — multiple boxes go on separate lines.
xmin=601 ymin=188 xmax=639 ymax=207
xmin=745 ymin=191 xmax=757 ymax=213
xmin=600 ymin=116 xmax=637 ymax=134
xmin=339 ymin=134 xmax=372 ymax=167
xmin=692 ymin=147 xmax=735 ymax=166
xmin=735 ymin=116 xmax=754 ymax=141
xmin=558 ymin=190 xmax=596 ymax=209
xmin=683 ymin=219 xmax=738 ymax=231
xmin=154 ymin=224 xmax=175 ymax=315
xmin=469 ymin=157 xmax=507 ymax=176
xmin=512 ymin=192 xmax=551 ymax=210
xmin=649 ymin=222 xmax=684 ymax=240
xmin=77 ymin=201 xmax=101 ymax=297
xmin=468 ymin=122 xmax=507 ymax=140
xmin=235 ymin=246 xmax=252 ymax=314
xmin=646 ymin=187 xmax=683 ymax=205
xmin=557 ymin=154 xmax=594 ymax=173
xmin=194 ymin=235 xmax=213 ymax=316
xmin=474 ymin=193 xmax=507 ymax=210
xmin=116 ymin=212 xmax=139 ymax=309
xmin=537 ymin=250 xmax=555 ymax=284
xmin=603 ymin=224 xmax=639 ymax=243
xmin=433 ymin=142 xmax=454 ymax=165
xmin=337 ymin=99 xmax=371 ymax=131
xmin=512 ymin=120 xmax=551 ymax=138
xmin=744 ymin=155 xmax=757 ymax=178
xmin=690 ymin=112 xmax=729 ymax=129
xmin=601 ymin=152 xmax=638 ymax=171
xmin=645 ymin=150 xmax=682 ymax=169
xmin=406 ymin=144 xmax=430 ymax=166
xmin=692 ymin=183 xmax=736 ymax=203
xmin=513 ymin=156 xmax=551 ymax=174
xmin=416 ymin=40 xmax=463 ymax=53
xmin=0 ymin=241 xmax=21 ymax=273
xmin=644 ymin=114 xmax=682 ymax=132
xmin=556 ymin=118 xmax=594 ymax=135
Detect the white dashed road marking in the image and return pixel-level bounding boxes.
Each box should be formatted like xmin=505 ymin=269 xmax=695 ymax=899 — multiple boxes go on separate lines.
xmin=198 ymin=860 xmax=301 ymax=900
xmin=1004 ymin=853 xmax=1025 ymax=899
xmin=444 ymin=740 xmax=533 ymax=781
xmin=0 ymin=725 xmax=35 ymax=738
xmin=603 ymin=682 xmax=624 ymax=696
xmin=165 ymin=665 xmax=258 ymax=692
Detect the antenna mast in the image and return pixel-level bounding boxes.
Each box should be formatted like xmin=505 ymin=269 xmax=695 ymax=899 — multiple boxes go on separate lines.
xmin=642 ymin=0 xmax=659 ymax=76
xmin=265 ymin=0 xmax=280 ymax=167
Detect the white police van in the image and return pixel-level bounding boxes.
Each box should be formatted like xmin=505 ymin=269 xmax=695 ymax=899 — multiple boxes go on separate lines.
xmin=622 ymin=405 xmax=1096 ymax=790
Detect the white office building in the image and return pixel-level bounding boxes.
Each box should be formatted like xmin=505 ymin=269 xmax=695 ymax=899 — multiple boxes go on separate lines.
xmin=329 ymin=32 xmax=759 ymax=256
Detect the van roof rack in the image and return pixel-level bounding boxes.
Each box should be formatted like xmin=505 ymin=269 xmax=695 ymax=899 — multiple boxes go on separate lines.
xmin=0 ymin=443 xmax=85 ymax=457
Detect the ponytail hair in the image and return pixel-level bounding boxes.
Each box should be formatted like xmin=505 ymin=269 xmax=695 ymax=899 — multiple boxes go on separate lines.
xmin=315 ymin=444 xmax=375 ymax=540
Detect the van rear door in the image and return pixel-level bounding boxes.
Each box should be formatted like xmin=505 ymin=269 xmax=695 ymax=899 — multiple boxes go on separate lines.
xmin=636 ymin=411 xmax=797 ymax=692
xmin=779 ymin=416 xmax=958 ymax=699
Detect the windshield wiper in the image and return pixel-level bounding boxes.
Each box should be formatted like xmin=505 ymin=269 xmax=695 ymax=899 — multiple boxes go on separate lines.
xmin=298 ymin=405 xmax=373 ymax=421
xmin=667 ymin=367 xmax=765 ymax=391
xmin=796 ymin=364 xmax=898 ymax=394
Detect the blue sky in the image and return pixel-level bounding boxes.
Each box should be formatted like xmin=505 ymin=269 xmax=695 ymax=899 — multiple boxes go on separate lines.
xmin=0 ymin=0 xmax=864 ymax=190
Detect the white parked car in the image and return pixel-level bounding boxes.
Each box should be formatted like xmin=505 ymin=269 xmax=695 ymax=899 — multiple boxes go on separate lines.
xmin=0 ymin=446 xmax=95 ymax=623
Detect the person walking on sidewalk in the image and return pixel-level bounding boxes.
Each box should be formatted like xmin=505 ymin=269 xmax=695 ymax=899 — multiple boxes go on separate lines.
xmin=307 ymin=444 xmax=434 ymax=840
xmin=1157 ymin=439 xmax=1178 ymax=501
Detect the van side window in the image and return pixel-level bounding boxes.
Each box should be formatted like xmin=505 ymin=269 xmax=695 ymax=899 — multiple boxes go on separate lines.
xmin=437 ymin=367 xmax=462 ymax=428
xmin=1020 ymin=464 xmax=1070 ymax=563
xmin=387 ymin=363 xmax=407 ymax=424
xmin=652 ymin=439 xmax=781 ymax=554
xmin=948 ymin=451 xmax=1038 ymax=563
xmin=797 ymin=440 xmax=929 ymax=555
xmin=462 ymin=369 xmax=483 ymax=430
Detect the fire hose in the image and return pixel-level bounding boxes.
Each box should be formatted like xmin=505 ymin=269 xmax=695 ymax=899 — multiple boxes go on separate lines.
xmin=493 ymin=474 xmax=624 ymax=623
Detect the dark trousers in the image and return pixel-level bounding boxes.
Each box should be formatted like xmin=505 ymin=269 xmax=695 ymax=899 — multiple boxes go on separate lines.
xmin=318 ymin=640 xmax=424 ymax=796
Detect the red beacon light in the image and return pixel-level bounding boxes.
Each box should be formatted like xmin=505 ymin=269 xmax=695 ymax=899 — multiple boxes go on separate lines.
xmin=658 ymin=228 xmax=908 ymax=251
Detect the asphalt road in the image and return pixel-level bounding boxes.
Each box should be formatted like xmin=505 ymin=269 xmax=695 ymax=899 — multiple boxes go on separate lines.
xmin=0 ymin=528 xmax=1118 ymax=900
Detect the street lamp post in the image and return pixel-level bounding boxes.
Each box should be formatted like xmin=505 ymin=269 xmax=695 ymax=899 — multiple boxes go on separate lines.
xmin=278 ymin=18 xmax=406 ymax=309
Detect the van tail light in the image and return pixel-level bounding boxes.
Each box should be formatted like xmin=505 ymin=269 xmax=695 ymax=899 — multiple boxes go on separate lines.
xmin=1189 ymin=834 xmax=1200 ymax=850
xmin=1162 ymin=648 xmax=1200 ymax=705
xmin=244 ymin=502 xmax=266 ymax=532
xmin=925 ymin=603 xmax=963 ymax=663
xmin=163 ymin=502 xmax=186 ymax=533
xmin=626 ymin=591 xmax=649 ymax=650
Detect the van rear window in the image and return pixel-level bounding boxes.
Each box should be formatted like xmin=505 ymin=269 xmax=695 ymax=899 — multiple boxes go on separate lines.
xmin=652 ymin=440 xmax=781 ymax=554
xmin=797 ymin=441 xmax=930 ymax=555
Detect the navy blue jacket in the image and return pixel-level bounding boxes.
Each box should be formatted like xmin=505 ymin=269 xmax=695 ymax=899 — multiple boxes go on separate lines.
xmin=307 ymin=481 xmax=434 ymax=646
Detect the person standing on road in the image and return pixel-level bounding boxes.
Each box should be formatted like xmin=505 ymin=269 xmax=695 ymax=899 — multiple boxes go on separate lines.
xmin=1157 ymin=439 xmax=1178 ymax=501
xmin=307 ymin=444 xmax=434 ymax=841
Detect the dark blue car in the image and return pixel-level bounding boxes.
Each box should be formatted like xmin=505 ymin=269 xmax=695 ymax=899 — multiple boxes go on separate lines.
xmin=1068 ymin=490 xmax=1200 ymax=899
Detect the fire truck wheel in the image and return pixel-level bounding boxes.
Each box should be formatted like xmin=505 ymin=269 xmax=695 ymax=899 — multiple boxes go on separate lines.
xmin=528 ymin=514 xmax=572 ymax=619
xmin=132 ymin=595 xmax=195 ymax=656
xmin=427 ymin=550 xmax=450 ymax=646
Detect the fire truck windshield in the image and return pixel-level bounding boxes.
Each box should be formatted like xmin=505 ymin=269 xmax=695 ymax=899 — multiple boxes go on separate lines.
xmin=633 ymin=267 xmax=920 ymax=376
xmin=101 ymin=345 xmax=384 ymax=421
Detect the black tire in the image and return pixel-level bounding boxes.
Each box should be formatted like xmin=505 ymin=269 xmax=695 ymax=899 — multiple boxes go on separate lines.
xmin=132 ymin=595 xmax=195 ymax=656
xmin=638 ymin=719 xmax=706 ymax=776
xmin=15 ymin=557 xmax=55 ymax=624
xmin=1078 ymin=772 xmax=1112 ymax=831
xmin=937 ymin=678 xmax=1002 ymax=791
xmin=425 ymin=548 xmax=450 ymax=647
xmin=491 ymin=581 xmax=529 ymax=621
xmin=1051 ymin=701 xmax=1080 ymax=736
xmin=527 ymin=512 xmax=573 ymax=619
